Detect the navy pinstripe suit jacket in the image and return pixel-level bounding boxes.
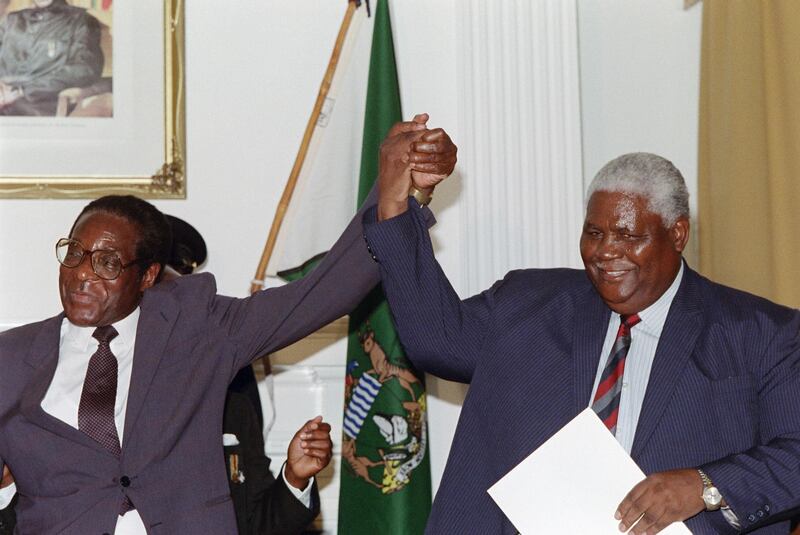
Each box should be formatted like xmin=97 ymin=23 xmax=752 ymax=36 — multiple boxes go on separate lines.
xmin=364 ymin=203 xmax=800 ymax=534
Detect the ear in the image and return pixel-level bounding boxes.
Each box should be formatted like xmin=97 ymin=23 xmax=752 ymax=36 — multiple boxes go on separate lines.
xmin=670 ymin=217 xmax=690 ymax=253
xmin=139 ymin=263 xmax=161 ymax=291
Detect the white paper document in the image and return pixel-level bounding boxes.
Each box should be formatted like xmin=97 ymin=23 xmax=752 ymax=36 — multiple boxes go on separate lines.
xmin=487 ymin=409 xmax=692 ymax=534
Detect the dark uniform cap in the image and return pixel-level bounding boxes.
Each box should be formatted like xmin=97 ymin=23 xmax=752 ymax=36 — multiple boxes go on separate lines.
xmin=165 ymin=215 xmax=206 ymax=275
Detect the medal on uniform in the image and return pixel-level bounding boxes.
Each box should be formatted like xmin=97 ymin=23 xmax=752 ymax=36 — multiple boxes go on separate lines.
xmin=229 ymin=453 xmax=245 ymax=484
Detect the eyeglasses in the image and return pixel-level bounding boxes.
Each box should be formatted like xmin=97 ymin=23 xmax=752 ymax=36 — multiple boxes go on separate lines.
xmin=55 ymin=238 xmax=141 ymax=281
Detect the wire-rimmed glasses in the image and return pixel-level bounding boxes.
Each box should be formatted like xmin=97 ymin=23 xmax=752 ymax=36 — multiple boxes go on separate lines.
xmin=55 ymin=238 xmax=140 ymax=281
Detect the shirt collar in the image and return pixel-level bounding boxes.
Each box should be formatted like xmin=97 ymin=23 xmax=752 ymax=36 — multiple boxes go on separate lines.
xmin=621 ymin=262 xmax=684 ymax=338
xmin=61 ymin=307 xmax=140 ymax=352
xmin=113 ymin=307 xmax=140 ymax=350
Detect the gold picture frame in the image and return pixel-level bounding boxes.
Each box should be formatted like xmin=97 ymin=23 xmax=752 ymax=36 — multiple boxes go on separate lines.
xmin=0 ymin=0 xmax=185 ymax=199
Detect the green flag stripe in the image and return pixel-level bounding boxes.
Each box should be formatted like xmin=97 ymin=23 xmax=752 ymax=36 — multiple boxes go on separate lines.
xmin=338 ymin=1 xmax=432 ymax=534
xmin=276 ymin=252 xmax=326 ymax=282
xmin=357 ymin=0 xmax=402 ymax=205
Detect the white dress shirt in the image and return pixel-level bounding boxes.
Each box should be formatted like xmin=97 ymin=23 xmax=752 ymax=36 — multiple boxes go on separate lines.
xmin=0 ymin=307 xmax=311 ymax=532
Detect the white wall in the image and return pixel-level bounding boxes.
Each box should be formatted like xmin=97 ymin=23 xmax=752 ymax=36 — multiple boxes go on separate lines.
xmin=0 ymin=0 xmax=702 ymax=532
xmin=578 ymin=0 xmax=702 ymax=262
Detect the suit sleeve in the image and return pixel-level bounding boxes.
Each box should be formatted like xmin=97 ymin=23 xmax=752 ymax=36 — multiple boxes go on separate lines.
xmin=701 ymin=309 xmax=800 ymax=533
xmin=224 ymin=391 xmax=318 ymax=535
xmin=360 ymin=200 xmax=500 ymax=384
xmin=256 ymin=472 xmax=319 ymax=535
xmin=209 ymin=186 xmax=435 ymax=372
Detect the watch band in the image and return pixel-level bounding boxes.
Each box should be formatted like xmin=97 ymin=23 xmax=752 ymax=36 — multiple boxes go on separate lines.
xmin=697 ymin=468 xmax=713 ymax=488
xmin=409 ymin=186 xmax=433 ymax=207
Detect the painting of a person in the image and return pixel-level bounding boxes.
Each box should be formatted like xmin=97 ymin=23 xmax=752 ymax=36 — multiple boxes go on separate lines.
xmin=0 ymin=0 xmax=106 ymax=116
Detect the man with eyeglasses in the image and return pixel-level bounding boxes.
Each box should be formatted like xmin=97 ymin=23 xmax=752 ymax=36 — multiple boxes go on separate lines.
xmin=0 ymin=116 xmax=456 ymax=533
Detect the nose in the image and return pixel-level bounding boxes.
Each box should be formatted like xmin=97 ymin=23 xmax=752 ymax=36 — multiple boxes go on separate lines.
xmin=595 ymin=235 xmax=623 ymax=260
xmin=75 ymin=253 xmax=98 ymax=281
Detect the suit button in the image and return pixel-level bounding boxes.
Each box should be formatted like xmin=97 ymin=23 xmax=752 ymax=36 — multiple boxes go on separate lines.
xmin=757 ymin=509 xmax=764 ymax=517
xmin=748 ymin=514 xmax=756 ymax=522
xmin=764 ymin=504 xmax=770 ymax=512
xmin=120 ymin=475 xmax=131 ymax=487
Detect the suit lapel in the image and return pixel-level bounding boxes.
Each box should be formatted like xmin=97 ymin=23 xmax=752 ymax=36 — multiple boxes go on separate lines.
xmin=631 ymin=267 xmax=704 ymax=459
xmin=19 ymin=315 xmax=115 ymax=458
xmin=572 ymin=286 xmax=612 ymax=412
xmin=121 ymin=289 xmax=179 ymax=447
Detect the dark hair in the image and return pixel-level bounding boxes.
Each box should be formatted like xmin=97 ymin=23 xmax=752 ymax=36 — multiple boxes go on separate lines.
xmin=70 ymin=195 xmax=172 ymax=274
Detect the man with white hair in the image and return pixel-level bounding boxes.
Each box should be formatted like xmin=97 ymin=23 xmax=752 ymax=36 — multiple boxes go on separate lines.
xmin=363 ymin=151 xmax=800 ymax=534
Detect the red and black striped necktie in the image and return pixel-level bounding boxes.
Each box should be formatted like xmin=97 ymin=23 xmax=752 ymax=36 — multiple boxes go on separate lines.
xmin=592 ymin=314 xmax=641 ymax=435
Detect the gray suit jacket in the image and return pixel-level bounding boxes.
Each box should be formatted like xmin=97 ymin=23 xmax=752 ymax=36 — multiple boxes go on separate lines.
xmin=0 ymin=194 xmax=414 ymax=534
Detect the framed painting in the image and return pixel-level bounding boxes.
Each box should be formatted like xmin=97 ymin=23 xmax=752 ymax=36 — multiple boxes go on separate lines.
xmin=0 ymin=0 xmax=185 ymax=198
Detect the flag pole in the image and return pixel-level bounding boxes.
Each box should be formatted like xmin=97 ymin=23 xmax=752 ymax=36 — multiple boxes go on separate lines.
xmin=250 ymin=0 xmax=361 ymax=294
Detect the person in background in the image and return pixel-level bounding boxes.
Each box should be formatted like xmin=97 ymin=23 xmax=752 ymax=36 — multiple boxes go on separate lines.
xmin=163 ymin=214 xmax=322 ymax=534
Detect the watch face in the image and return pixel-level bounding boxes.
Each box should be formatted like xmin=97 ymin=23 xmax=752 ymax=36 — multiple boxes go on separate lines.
xmin=703 ymin=486 xmax=723 ymax=507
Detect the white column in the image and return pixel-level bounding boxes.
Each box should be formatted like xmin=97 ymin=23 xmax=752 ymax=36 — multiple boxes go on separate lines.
xmin=456 ymin=0 xmax=585 ymax=295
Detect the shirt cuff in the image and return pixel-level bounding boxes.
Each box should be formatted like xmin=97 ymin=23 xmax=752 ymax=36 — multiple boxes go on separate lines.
xmin=281 ymin=464 xmax=313 ymax=509
xmin=0 ymin=482 xmax=16 ymax=509
xmin=721 ymin=506 xmax=741 ymax=530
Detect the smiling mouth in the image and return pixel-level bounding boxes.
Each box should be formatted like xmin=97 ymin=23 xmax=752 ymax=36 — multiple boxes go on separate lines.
xmin=596 ymin=267 xmax=634 ymax=281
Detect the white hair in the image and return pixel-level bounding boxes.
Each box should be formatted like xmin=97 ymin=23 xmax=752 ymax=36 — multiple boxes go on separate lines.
xmin=586 ymin=152 xmax=690 ymax=227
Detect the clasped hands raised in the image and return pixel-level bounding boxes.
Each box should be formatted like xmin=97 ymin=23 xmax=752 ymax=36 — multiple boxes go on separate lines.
xmin=377 ymin=113 xmax=457 ymax=221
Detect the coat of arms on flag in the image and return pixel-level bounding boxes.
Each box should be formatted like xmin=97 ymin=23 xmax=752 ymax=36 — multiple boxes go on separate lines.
xmin=342 ymin=322 xmax=428 ymax=495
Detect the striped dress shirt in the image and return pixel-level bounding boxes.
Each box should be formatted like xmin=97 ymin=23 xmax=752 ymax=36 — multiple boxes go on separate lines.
xmin=589 ymin=263 xmax=684 ymax=454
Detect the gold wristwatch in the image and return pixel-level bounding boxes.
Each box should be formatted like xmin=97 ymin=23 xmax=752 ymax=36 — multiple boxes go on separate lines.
xmin=698 ymin=468 xmax=723 ymax=511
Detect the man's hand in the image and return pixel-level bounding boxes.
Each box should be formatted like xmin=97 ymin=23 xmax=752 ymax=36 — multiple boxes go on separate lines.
xmin=409 ymin=127 xmax=457 ymax=190
xmin=1 ymin=465 xmax=13 ymax=489
xmin=377 ymin=113 xmax=457 ymax=221
xmin=377 ymin=113 xmax=428 ymax=221
xmin=616 ymin=468 xmax=705 ymax=534
xmin=284 ymin=416 xmax=332 ymax=490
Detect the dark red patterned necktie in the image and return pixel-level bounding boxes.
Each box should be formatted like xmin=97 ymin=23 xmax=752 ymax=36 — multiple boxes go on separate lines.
xmin=592 ymin=314 xmax=641 ymax=435
xmin=78 ymin=325 xmax=121 ymax=456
